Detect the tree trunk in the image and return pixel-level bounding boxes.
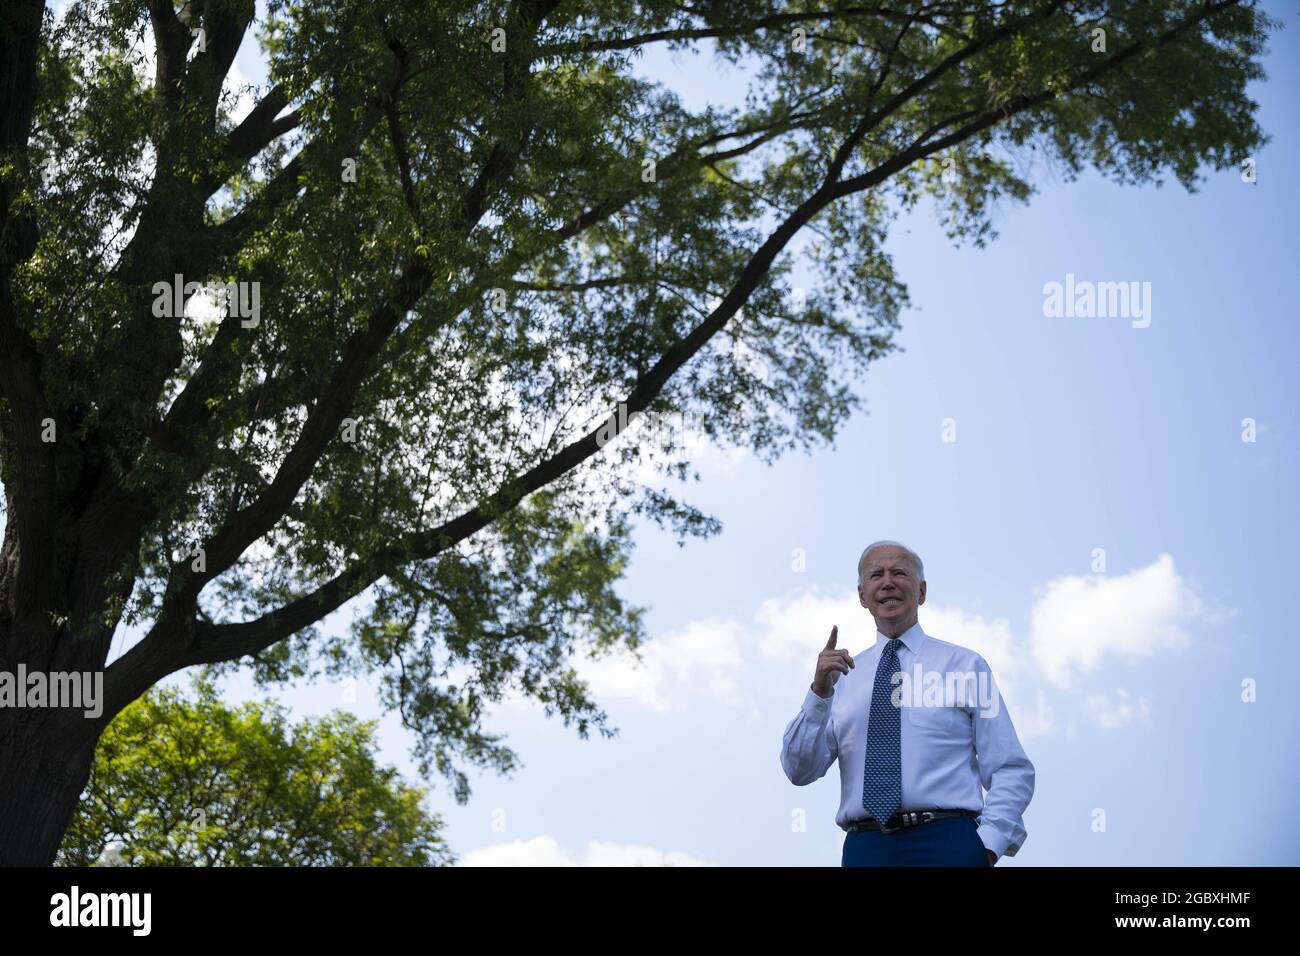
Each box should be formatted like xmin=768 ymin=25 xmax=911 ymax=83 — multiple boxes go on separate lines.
xmin=0 ymin=710 xmax=99 ymax=865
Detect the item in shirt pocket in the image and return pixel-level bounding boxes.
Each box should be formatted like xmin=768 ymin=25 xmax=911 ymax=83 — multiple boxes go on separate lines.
xmin=904 ymin=702 xmax=970 ymax=736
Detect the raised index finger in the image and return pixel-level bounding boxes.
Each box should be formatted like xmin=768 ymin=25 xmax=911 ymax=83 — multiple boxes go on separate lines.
xmin=825 ymin=625 xmax=838 ymax=650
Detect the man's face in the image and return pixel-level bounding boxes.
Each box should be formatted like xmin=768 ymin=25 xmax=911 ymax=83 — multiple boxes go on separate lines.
xmin=857 ymin=546 xmax=926 ymax=629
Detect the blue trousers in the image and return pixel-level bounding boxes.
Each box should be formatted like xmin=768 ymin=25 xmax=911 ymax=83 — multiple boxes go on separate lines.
xmin=841 ymin=814 xmax=991 ymax=867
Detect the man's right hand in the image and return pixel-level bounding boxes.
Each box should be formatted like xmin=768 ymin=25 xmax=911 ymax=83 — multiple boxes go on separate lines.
xmin=811 ymin=625 xmax=853 ymax=698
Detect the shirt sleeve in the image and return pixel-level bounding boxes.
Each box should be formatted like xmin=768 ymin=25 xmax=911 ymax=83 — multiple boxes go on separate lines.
xmin=971 ymin=656 xmax=1035 ymax=858
xmin=780 ymin=686 xmax=840 ymax=785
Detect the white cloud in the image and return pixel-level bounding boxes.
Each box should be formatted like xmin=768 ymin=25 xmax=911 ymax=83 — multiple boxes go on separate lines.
xmin=1028 ymin=554 xmax=1212 ymax=688
xmin=754 ymin=589 xmax=868 ymax=661
xmin=461 ymin=835 xmax=715 ymax=867
xmin=580 ymin=553 xmax=1215 ymax=738
xmin=1013 ymin=688 xmax=1056 ymax=740
xmin=1084 ymin=689 xmax=1151 ymax=729
xmin=752 ymin=589 xmax=1046 ymax=734
xmin=914 ymin=604 xmax=1018 ymax=685
xmin=574 ymin=617 xmax=743 ymax=712
xmin=754 ymin=589 xmax=1024 ymax=671
xmin=915 ymin=604 xmax=1057 ymax=736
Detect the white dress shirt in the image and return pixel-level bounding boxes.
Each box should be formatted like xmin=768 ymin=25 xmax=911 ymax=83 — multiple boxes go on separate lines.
xmin=780 ymin=621 xmax=1035 ymax=857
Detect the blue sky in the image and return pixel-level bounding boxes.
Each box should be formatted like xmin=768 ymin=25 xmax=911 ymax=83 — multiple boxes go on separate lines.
xmin=41 ymin=2 xmax=1300 ymax=865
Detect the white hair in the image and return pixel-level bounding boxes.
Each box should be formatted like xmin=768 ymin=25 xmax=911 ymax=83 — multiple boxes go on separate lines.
xmin=857 ymin=540 xmax=925 ymax=584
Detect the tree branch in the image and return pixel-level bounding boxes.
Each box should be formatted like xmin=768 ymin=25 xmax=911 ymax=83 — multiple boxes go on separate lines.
xmin=93 ymin=0 xmax=1251 ymax=725
xmin=536 ymin=4 xmax=966 ymax=58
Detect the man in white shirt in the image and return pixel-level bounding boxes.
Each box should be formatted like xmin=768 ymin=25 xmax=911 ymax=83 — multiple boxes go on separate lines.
xmin=780 ymin=540 xmax=1035 ymax=866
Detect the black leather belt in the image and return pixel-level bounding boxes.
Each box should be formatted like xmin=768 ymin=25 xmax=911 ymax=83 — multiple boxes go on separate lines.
xmin=845 ymin=809 xmax=979 ymax=834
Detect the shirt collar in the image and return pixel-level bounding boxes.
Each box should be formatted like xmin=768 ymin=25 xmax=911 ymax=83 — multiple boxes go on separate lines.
xmin=875 ymin=621 xmax=925 ymax=657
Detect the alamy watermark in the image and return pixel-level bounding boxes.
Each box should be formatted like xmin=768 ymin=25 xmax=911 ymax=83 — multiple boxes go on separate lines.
xmin=595 ymin=402 xmax=707 ymax=451
xmin=50 ymin=886 xmax=151 ymax=936
xmin=890 ymin=664 xmax=1001 ymax=719
xmin=1042 ymin=273 xmax=1151 ymax=328
xmin=151 ymin=273 xmax=261 ymax=328
xmin=0 ymin=664 xmax=103 ymax=718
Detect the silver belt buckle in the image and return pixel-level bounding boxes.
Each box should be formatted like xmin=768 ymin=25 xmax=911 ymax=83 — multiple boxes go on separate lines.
xmin=881 ymin=812 xmax=907 ymax=833
xmin=888 ymin=811 xmax=936 ymax=832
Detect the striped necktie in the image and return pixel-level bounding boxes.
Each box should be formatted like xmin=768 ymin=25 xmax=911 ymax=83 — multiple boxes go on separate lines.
xmin=861 ymin=638 xmax=902 ymax=826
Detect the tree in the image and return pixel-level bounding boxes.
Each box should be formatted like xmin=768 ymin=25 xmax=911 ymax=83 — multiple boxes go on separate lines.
xmin=56 ymin=677 xmax=454 ymax=866
xmin=0 ymin=0 xmax=1272 ymax=863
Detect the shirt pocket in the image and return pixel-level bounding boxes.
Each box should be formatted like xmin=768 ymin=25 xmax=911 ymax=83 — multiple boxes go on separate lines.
xmin=905 ymin=702 xmax=970 ymax=737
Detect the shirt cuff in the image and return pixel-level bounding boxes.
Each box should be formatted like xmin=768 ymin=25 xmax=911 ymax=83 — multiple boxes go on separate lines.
xmin=976 ymin=823 xmax=1013 ymax=859
xmin=802 ymin=686 xmax=833 ymax=720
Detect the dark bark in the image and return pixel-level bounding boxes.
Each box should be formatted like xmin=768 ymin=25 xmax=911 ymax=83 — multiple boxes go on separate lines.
xmin=0 ymin=710 xmax=98 ymax=866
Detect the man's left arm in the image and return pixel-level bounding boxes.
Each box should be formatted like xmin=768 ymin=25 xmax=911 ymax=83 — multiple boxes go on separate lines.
xmin=970 ymin=656 xmax=1036 ymax=863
